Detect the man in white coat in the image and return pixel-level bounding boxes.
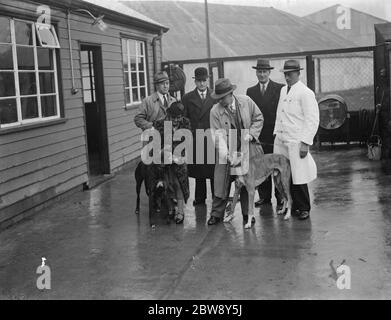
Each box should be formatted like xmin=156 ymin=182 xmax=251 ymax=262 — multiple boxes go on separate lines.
xmin=273 ymin=60 xmax=319 ymax=220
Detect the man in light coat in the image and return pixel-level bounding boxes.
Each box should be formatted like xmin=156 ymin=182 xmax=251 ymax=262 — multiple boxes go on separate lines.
xmin=273 ymin=60 xmax=319 ymax=220
xmin=134 ymin=71 xmax=176 ymax=132
xmin=207 ymin=78 xmax=264 ymax=225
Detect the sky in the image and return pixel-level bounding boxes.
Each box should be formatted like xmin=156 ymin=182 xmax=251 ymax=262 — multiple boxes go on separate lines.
xmin=121 ymin=0 xmax=391 ymax=21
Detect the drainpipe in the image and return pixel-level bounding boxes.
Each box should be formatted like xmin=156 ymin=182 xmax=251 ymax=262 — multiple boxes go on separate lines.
xmin=67 ymin=9 xmax=79 ymax=95
xmin=152 ymin=29 xmax=163 ymax=75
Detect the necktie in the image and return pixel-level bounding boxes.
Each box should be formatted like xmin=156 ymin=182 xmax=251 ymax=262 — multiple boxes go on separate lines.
xmin=163 ymin=95 xmax=168 ymax=108
xmin=261 ymin=84 xmax=265 ymax=95
xmin=201 ymin=92 xmax=205 ymax=100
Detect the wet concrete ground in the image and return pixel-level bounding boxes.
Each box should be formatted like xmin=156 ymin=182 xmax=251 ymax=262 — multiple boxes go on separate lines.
xmin=0 ymin=147 xmax=391 ymax=300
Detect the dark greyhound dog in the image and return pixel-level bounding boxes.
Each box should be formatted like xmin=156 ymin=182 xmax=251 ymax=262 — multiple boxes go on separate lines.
xmin=134 ymin=161 xmax=170 ymax=227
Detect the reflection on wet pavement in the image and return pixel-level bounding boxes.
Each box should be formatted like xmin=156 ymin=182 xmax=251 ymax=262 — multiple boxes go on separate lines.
xmin=0 ymin=148 xmax=390 ymax=299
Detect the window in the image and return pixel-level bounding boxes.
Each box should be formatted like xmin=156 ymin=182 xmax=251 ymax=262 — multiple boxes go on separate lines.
xmin=0 ymin=17 xmax=60 ymax=128
xmin=81 ymin=50 xmax=95 ymax=103
xmin=121 ymin=38 xmax=148 ymax=106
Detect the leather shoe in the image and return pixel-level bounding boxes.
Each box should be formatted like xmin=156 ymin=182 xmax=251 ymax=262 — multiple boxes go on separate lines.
xmin=193 ymin=199 xmax=205 ymax=206
xmin=298 ymin=210 xmax=310 ymax=220
xmin=255 ymin=198 xmax=272 ymax=207
xmin=207 ymin=216 xmax=221 ymax=225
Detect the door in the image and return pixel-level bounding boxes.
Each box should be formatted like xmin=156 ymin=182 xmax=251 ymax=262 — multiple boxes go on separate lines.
xmin=80 ymin=44 xmax=110 ymax=176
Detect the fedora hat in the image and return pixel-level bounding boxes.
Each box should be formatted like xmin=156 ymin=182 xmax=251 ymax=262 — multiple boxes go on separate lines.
xmin=154 ymin=71 xmax=169 ymax=84
xmin=193 ymin=67 xmax=209 ymax=81
xmin=280 ymin=60 xmax=303 ymax=73
xmin=210 ymin=78 xmax=237 ymax=100
xmin=252 ymin=59 xmax=274 ymax=70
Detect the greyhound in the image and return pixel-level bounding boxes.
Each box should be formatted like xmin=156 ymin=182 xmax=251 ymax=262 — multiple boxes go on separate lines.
xmin=223 ymin=149 xmax=292 ymax=229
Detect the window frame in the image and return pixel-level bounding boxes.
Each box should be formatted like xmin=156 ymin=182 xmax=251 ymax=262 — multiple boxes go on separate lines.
xmin=121 ymin=37 xmax=149 ymax=108
xmin=0 ymin=17 xmax=61 ymax=129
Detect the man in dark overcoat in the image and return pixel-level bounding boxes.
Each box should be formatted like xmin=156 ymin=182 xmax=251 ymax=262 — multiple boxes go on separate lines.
xmin=182 ymin=67 xmax=215 ymax=206
xmin=246 ymin=59 xmax=284 ymax=210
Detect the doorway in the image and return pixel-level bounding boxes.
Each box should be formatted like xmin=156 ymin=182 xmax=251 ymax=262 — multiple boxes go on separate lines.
xmin=80 ymin=44 xmax=110 ymax=177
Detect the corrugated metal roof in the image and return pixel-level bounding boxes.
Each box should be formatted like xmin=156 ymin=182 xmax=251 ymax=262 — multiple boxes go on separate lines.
xmin=82 ymin=0 xmax=168 ymax=30
xmin=120 ymin=1 xmax=357 ymax=61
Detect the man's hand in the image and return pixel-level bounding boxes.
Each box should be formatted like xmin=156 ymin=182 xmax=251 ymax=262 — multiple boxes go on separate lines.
xmin=299 ymin=142 xmax=309 ymax=158
xmin=243 ymin=133 xmax=253 ymax=142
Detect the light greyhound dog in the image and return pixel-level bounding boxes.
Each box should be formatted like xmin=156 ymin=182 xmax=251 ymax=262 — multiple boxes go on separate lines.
xmin=223 ymin=149 xmax=292 ymax=229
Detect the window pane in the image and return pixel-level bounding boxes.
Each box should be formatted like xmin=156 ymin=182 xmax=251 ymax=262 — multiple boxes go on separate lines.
xmin=37 ymin=48 xmax=53 ymax=70
xmin=39 ymin=72 xmax=55 ymax=94
xmin=15 ymin=20 xmax=33 ymax=45
xmin=84 ymin=90 xmax=92 ymax=103
xmin=124 ymin=72 xmax=129 ymax=87
xmin=139 ymin=42 xmax=144 ymax=56
xmin=82 ymin=77 xmax=91 ymax=90
xmin=140 ymin=87 xmax=146 ymax=100
xmin=80 ymin=50 xmax=89 ymax=63
xmin=125 ymin=88 xmax=130 ymax=104
xmin=139 ymin=72 xmax=145 ymax=86
xmin=41 ymin=95 xmax=57 ymax=117
xmin=19 ymin=72 xmax=36 ymax=95
xmin=128 ymin=40 xmax=136 ymax=56
xmin=121 ymin=39 xmax=127 ymax=69
xmin=17 ymin=46 xmax=35 ymax=70
xmin=0 ymin=17 xmax=11 ymax=43
xmin=82 ymin=66 xmax=90 ymax=77
xmin=21 ymin=96 xmax=38 ymax=119
xmin=132 ymin=88 xmax=139 ymax=102
xmin=0 ymin=44 xmax=13 ymax=70
xmin=130 ymin=57 xmax=136 ymax=71
xmin=0 ymin=98 xmax=17 ymax=124
xmin=0 ymin=72 xmax=15 ymax=97
xmin=131 ymin=72 xmax=137 ymax=87
xmin=138 ymin=57 xmax=144 ymax=71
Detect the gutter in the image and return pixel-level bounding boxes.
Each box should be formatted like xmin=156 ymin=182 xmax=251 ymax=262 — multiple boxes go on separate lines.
xmin=152 ymin=29 xmax=164 ymax=75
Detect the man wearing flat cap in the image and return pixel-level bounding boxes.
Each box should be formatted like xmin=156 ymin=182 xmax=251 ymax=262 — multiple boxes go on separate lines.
xmin=246 ymin=59 xmax=284 ymax=210
xmin=207 ymin=78 xmax=264 ymax=225
xmin=134 ymin=70 xmax=176 ymax=131
xmin=274 ymin=60 xmax=319 ymax=220
xmin=182 ymin=67 xmax=216 ymax=206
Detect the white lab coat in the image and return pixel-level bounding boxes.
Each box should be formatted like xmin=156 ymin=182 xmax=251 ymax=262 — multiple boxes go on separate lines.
xmin=273 ymin=81 xmax=319 ymax=185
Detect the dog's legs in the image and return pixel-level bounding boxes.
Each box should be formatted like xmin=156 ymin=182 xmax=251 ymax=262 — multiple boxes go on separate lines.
xmin=244 ymin=187 xmax=255 ymax=229
xmin=274 ymin=169 xmax=292 ymax=220
xmin=282 ymin=174 xmax=292 ymax=221
xmin=274 ymin=171 xmax=287 ymax=216
xmin=149 ymin=190 xmax=157 ymax=228
xmin=224 ymin=180 xmax=241 ymax=223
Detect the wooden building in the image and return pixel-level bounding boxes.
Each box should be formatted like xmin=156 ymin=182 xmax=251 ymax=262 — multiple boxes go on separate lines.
xmin=0 ymin=0 xmax=168 ymax=228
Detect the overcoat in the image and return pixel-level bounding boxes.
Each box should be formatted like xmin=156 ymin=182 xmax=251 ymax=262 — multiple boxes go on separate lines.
xmin=134 ymin=92 xmax=176 ymax=128
xmin=246 ymin=80 xmax=284 ymax=145
xmin=182 ymin=88 xmax=215 ymax=179
xmin=273 ymin=80 xmax=320 ymax=184
xmin=210 ymin=94 xmax=264 ymax=198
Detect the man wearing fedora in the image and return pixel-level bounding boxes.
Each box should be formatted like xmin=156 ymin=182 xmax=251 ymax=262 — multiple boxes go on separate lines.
xmin=207 ymin=78 xmax=264 ymax=225
xmin=274 ymin=60 xmax=319 ymax=220
xmin=182 ymin=67 xmax=215 ymax=206
xmin=134 ymin=70 xmax=176 ymax=131
xmin=246 ymin=59 xmax=284 ymax=210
